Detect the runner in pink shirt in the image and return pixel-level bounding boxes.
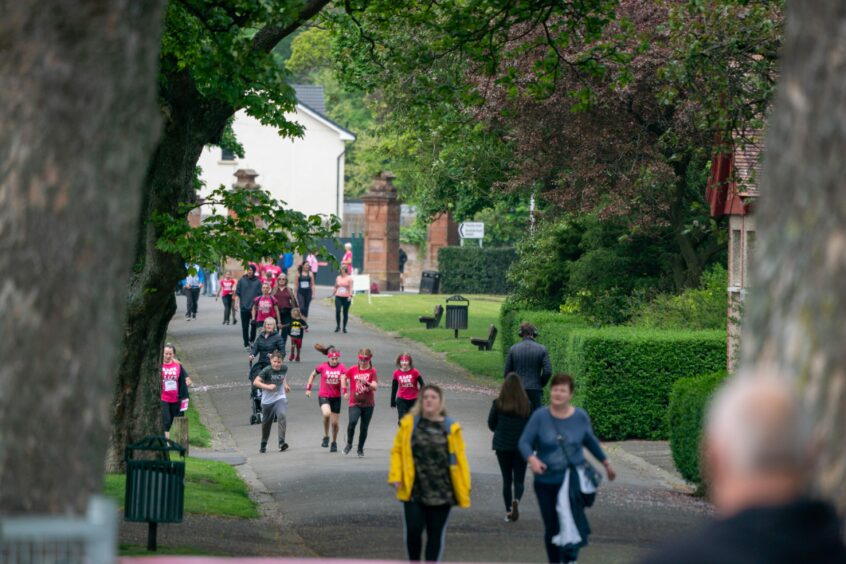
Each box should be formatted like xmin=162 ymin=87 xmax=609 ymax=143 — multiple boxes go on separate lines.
xmin=161 ymin=343 xmax=191 ymax=439
xmin=215 ymin=270 xmax=237 ymax=325
xmin=252 ymin=282 xmax=280 ymax=325
xmin=341 ymin=348 xmax=378 ymax=457
xmin=390 ymin=352 xmax=425 ymax=424
xmin=305 ymin=347 xmax=346 ymax=452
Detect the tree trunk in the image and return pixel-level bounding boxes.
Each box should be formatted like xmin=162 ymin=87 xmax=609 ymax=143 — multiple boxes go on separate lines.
xmin=740 ymin=0 xmax=846 ymax=514
xmin=0 ymin=1 xmax=164 ymax=513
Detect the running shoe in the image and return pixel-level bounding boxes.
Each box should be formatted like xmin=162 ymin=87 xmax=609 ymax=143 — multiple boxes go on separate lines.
xmin=343 ymin=328 xmax=348 ymax=333
xmin=511 ymin=500 xmax=519 ymax=522
xmin=343 ymin=444 xmax=352 ymax=455
xmin=321 ymin=436 xmax=329 ymax=448
xmin=279 ymin=442 xmax=289 ymax=452
xmin=357 ymin=449 xmax=364 ymax=458
xmin=334 ymin=327 xmax=340 ymax=333
xmin=260 ymin=442 xmax=267 ymax=454
xmin=330 ymin=442 xmax=338 ymax=452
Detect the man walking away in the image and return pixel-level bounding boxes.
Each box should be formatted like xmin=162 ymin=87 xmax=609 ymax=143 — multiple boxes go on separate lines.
xmin=503 ymin=322 xmax=551 ymax=412
xmin=641 ymin=370 xmax=846 ymax=564
xmin=236 ymin=265 xmax=262 ymax=349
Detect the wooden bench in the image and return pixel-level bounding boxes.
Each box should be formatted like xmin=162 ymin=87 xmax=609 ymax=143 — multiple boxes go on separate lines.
xmin=470 ymin=325 xmax=498 ymax=351
xmin=418 ymin=304 xmax=443 ymax=329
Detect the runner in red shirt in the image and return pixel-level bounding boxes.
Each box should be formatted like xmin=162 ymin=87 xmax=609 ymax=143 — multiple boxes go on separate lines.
xmin=252 ymin=282 xmax=280 ymax=326
xmin=305 ymin=347 xmax=346 ymax=452
xmin=341 ymin=348 xmax=378 ymax=457
xmin=390 ymin=352 xmax=425 ymax=424
xmin=161 ymin=343 xmax=190 ymax=439
xmin=216 ymin=270 xmax=237 ymax=325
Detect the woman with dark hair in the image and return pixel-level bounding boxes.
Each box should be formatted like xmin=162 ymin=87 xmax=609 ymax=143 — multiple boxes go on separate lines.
xmin=296 ymin=262 xmax=316 ymax=320
xmin=390 ymin=352 xmax=424 ymax=423
xmin=389 ymin=384 xmax=471 ymax=562
xmin=488 ymin=372 xmax=531 ymax=522
xmin=518 ymin=374 xmax=616 ymax=563
xmin=341 ymin=348 xmax=377 ymax=457
xmin=161 ymin=343 xmax=191 ymax=439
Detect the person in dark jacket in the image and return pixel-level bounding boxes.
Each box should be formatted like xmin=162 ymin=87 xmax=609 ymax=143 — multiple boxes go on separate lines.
xmin=249 ymin=318 xmax=285 ymax=379
xmin=504 ymin=322 xmax=552 ymax=412
xmin=488 ymin=373 xmax=531 ymax=522
xmin=641 ymin=371 xmax=846 ymax=564
xmin=236 ymin=265 xmax=262 ymax=349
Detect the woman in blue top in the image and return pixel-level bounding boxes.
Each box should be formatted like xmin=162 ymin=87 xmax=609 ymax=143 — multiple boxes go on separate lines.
xmin=518 ymin=373 xmax=616 ymax=563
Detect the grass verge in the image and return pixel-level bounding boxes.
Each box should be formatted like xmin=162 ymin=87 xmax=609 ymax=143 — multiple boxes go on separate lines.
xmin=187 ymin=402 xmax=212 ymax=448
xmin=103 ymin=457 xmax=258 ymax=519
xmin=348 ymin=293 xmax=505 ymax=383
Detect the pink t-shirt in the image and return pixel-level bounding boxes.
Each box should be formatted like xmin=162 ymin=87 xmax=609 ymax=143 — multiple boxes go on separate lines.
xmin=315 ymin=362 xmax=346 ymax=398
xmin=161 ymin=362 xmax=181 ymax=403
xmin=253 ymin=295 xmax=278 ymax=322
xmin=335 ymin=276 xmax=352 ymax=298
xmin=346 ymin=366 xmax=377 ymax=407
xmin=341 ymin=251 xmax=352 ymax=267
xmin=393 ymin=369 xmax=423 ymax=401
xmin=219 ymin=278 xmax=235 ymax=296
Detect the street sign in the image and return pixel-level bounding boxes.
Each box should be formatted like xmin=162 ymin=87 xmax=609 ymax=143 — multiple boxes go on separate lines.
xmin=458 ymin=222 xmax=485 ymax=239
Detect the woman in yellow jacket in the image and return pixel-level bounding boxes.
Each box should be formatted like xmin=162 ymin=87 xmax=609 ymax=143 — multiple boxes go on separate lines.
xmin=389 ymin=384 xmax=471 ymax=562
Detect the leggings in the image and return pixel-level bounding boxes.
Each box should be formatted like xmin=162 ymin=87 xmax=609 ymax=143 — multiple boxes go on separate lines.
xmin=261 ymin=398 xmax=288 ymax=445
xmin=495 ymin=450 xmax=527 ymax=512
xmin=161 ymin=401 xmax=182 ymax=432
xmin=403 ymin=501 xmax=451 ymax=562
xmin=335 ymin=296 xmax=351 ymax=329
xmin=396 ymin=397 xmax=416 ymax=423
xmin=346 ymin=405 xmax=373 ymax=449
xmin=222 ymin=294 xmax=234 ymax=323
xmin=534 ymin=480 xmax=580 ymax=563
xmin=297 ymin=290 xmax=312 ymax=317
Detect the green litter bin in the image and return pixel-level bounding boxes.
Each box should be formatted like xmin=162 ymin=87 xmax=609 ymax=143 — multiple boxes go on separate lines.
xmin=445 ymin=295 xmax=469 ymax=338
xmin=124 ymin=436 xmax=186 ymax=550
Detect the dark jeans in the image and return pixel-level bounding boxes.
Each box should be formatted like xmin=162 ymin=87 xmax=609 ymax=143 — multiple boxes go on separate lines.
xmin=186 ymin=287 xmax=200 ymax=317
xmin=403 ymin=501 xmax=451 ymax=562
xmin=280 ymin=307 xmax=292 ymax=340
xmin=335 ymin=296 xmax=351 ymax=330
xmin=297 ymin=290 xmax=312 ymax=317
xmin=396 ymin=397 xmax=415 ymax=423
xmin=346 ymin=405 xmax=373 ymax=449
xmin=526 ymin=389 xmax=543 ymax=412
xmin=240 ymin=308 xmax=256 ymax=347
xmin=534 ymin=480 xmax=580 ymax=563
xmin=495 ymin=450 xmax=527 ymax=511
xmin=222 ymin=294 xmax=234 ymax=323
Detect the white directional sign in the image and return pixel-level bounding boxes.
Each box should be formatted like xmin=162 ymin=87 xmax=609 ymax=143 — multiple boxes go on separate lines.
xmin=458 ymin=222 xmax=485 ymax=239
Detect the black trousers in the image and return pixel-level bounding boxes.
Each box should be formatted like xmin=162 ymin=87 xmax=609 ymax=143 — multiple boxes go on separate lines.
xmin=240 ymin=308 xmax=256 ymax=347
xmin=222 ymin=294 xmax=234 ymax=323
xmin=396 ymin=397 xmax=415 ymax=423
xmin=534 ymin=480 xmax=581 ymax=563
xmin=335 ymin=296 xmax=351 ymax=329
xmin=495 ymin=450 xmax=527 ymax=511
xmin=186 ymin=287 xmax=200 ymax=317
xmin=346 ymin=405 xmax=373 ymax=449
xmin=297 ymin=290 xmax=312 ymax=317
xmin=526 ymin=389 xmax=543 ymax=413
xmin=403 ymin=501 xmax=451 ymax=562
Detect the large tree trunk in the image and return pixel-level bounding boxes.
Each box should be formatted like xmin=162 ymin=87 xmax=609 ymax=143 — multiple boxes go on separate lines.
xmin=740 ymin=0 xmax=846 ymax=514
xmin=0 ymin=1 xmax=164 ymax=513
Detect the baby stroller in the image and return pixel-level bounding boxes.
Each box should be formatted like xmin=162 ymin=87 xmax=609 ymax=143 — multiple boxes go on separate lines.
xmin=249 ymin=358 xmax=266 ymax=425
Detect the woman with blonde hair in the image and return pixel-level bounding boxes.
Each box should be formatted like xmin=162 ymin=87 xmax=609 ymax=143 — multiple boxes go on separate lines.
xmin=488 ymin=373 xmax=531 ymax=522
xmin=389 ymin=384 xmax=471 ymax=562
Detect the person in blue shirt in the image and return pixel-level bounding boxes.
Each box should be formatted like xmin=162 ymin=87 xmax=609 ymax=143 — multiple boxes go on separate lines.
xmin=183 ymin=264 xmax=204 ymax=320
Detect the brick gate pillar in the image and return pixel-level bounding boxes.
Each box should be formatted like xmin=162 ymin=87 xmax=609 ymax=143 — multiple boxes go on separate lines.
xmin=426 ymin=212 xmax=459 ymax=271
xmin=362 ymin=172 xmax=400 ymax=291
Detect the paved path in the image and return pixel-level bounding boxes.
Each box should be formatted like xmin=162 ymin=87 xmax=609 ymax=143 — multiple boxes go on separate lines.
xmin=170 ymin=294 xmax=710 ymax=563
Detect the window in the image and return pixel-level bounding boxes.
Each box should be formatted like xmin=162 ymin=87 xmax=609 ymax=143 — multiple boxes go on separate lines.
xmin=221 ymin=148 xmax=235 ymax=161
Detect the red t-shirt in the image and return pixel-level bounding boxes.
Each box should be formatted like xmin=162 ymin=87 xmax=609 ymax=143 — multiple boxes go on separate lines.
xmin=315 ymin=362 xmax=346 ymax=398
xmin=274 ymin=287 xmax=295 ymax=309
xmin=161 ymin=362 xmax=181 ymax=403
xmin=219 ymin=278 xmax=235 ymax=296
xmin=393 ymin=369 xmax=423 ymax=401
xmin=346 ymin=365 xmax=377 ymax=407
xmin=253 ymin=295 xmax=278 ymax=322
xmin=264 ymin=264 xmax=281 ymax=279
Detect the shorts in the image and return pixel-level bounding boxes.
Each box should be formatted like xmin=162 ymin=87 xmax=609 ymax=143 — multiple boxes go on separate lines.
xmin=291 ymin=337 xmax=303 ymax=347
xmin=161 ymin=401 xmax=182 ymax=432
xmin=318 ymin=396 xmax=342 ymax=414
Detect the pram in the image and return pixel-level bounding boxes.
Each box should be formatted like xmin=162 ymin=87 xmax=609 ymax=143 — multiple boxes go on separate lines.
xmin=249 ymin=359 xmax=266 ymax=425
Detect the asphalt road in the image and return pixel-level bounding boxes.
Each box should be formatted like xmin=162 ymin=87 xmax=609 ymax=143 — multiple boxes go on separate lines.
xmin=170 ymin=293 xmax=710 ymax=563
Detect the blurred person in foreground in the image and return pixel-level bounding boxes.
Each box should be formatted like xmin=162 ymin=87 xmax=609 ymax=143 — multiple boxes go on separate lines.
xmin=642 ymin=370 xmax=846 ymax=564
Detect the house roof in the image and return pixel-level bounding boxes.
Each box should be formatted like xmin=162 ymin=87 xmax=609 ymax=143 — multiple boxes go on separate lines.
xmin=292 ymin=84 xmax=356 ymax=142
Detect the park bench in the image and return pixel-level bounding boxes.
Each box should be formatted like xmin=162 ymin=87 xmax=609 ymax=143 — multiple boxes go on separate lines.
xmin=418 ymin=304 xmax=443 ymax=329
xmin=470 ymin=324 xmax=498 ymax=351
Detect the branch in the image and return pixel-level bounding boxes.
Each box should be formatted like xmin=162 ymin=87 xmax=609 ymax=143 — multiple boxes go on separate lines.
xmin=251 ymin=0 xmax=332 ymax=53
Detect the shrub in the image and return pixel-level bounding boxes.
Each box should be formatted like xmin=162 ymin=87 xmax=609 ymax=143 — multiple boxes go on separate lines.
xmin=438 ymin=246 xmax=516 ymax=294
xmin=499 ymin=306 xmax=588 ymax=362
xmin=668 ymin=371 xmax=729 ymax=484
xmin=630 ymin=265 xmax=728 ymax=330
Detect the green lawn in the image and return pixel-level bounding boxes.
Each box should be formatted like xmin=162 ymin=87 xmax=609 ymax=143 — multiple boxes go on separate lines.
xmin=103 ymin=456 xmax=258 ymax=519
xmin=186 ymin=403 xmax=212 ymax=448
xmin=349 ymin=294 xmax=506 ymax=383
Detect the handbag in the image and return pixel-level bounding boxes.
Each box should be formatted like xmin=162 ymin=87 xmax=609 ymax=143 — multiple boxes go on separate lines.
xmin=550 ymin=410 xmax=603 ymax=488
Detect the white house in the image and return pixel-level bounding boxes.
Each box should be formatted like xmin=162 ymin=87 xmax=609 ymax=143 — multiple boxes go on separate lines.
xmin=197 ymin=85 xmax=355 ymax=221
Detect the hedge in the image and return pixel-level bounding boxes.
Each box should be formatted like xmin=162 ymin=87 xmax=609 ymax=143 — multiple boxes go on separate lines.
xmin=668 ymin=371 xmax=729 ymax=483
xmin=499 ymin=308 xmax=726 ymax=440
xmin=438 ymin=247 xmax=516 ymax=294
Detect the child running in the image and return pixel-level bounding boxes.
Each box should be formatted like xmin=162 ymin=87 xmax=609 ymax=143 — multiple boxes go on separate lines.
xmin=288 ymin=308 xmax=309 ymax=362
xmin=305 ymin=347 xmax=346 ymax=451
xmin=252 ymin=351 xmax=291 ymax=453
xmin=390 ymin=352 xmax=424 ymax=424
xmin=341 ymin=348 xmax=378 ymax=457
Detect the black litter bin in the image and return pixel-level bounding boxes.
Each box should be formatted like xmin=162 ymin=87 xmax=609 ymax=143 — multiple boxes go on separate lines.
xmin=445 ymin=295 xmax=469 ymax=338
xmin=124 ymin=436 xmax=186 ymax=551
xmin=419 ymin=271 xmax=441 ymax=294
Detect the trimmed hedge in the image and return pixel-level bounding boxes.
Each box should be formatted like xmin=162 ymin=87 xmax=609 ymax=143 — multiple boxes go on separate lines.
xmin=438 ymin=247 xmax=516 ymax=295
xmin=668 ymin=371 xmax=729 ymax=483
xmin=499 ymin=308 xmax=726 ymax=441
